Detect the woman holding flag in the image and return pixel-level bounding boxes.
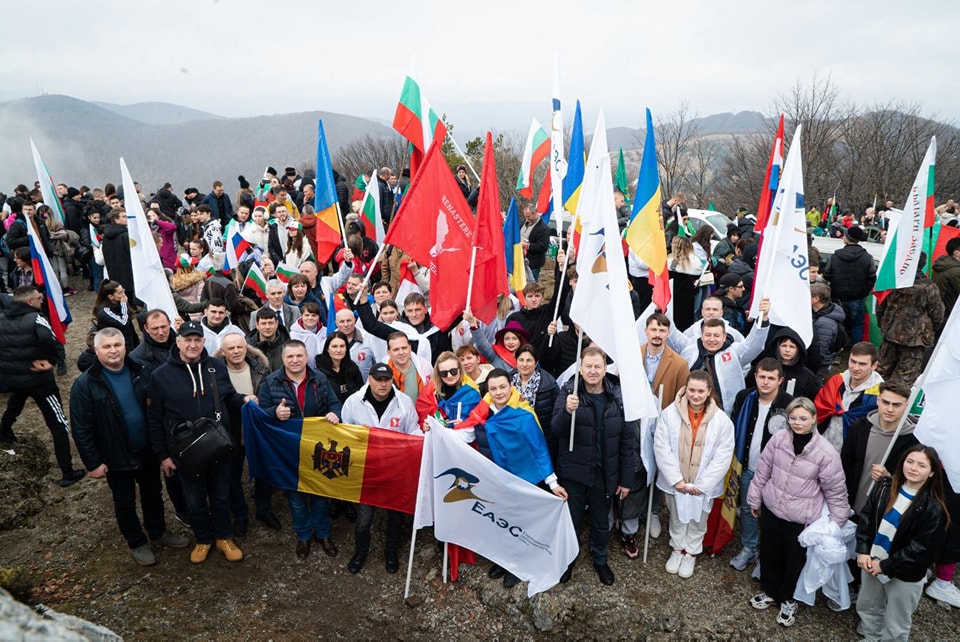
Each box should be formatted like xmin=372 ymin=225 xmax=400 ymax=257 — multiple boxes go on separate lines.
xmin=415 ymin=351 xmax=481 ymax=427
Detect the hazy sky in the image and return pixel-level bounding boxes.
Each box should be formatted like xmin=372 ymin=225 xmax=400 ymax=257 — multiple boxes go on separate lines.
xmin=2 ymin=0 xmax=957 ymax=130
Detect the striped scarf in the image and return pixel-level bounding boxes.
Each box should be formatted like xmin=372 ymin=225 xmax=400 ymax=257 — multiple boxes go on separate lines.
xmin=871 ymin=486 xmax=916 ymax=561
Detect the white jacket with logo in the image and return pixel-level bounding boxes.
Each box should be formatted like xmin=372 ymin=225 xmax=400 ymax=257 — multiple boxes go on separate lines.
xmin=340 ymin=384 xmax=422 ymax=435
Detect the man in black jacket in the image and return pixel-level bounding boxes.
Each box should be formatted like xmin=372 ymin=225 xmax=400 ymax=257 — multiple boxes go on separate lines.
xmin=0 ymin=286 xmax=84 ymax=485
xmin=824 ymin=226 xmax=876 ymax=345
xmin=147 ymin=321 xmax=254 ymax=564
xmin=5 ymin=200 xmax=54 ymax=257
xmin=377 ymin=167 xmax=394 ymax=229
xmin=550 ymin=346 xmax=636 ymax=587
xmin=70 ymin=327 xmax=189 ymax=565
xmin=101 ymin=208 xmax=136 ymax=303
xmin=520 ymin=204 xmax=550 ymax=282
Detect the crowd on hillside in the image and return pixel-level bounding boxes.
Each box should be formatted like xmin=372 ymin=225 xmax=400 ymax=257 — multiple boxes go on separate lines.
xmin=2 ymin=165 xmax=960 ymax=639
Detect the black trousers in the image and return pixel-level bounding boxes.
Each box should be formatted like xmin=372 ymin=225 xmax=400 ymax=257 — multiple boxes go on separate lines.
xmin=354 ymin=504 xmax=403 ymax=555
xmin=563 ymin=474 xmax=611 ymax=565
xmin=0 ymin=377 xmax=75 ymax=475
xmin=105 ymin=450 xmax=166 ymax=548
xmin=759 ymin=506 xmax=807 ymax=604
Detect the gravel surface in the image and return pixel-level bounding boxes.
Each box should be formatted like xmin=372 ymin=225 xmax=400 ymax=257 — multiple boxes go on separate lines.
xmin=2 ymin=281 xmax=960 ymax=640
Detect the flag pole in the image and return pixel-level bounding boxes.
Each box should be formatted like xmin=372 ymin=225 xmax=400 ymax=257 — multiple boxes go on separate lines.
xmin=643 ymin=384 xmax=665 ymax=564
xmin=442 ymin=542 xmax=449 ymax=584
xmin=334 ymin=202 xmax=350 ymax=250
xmin=352 ymin=243 xmax=389 ymax=306
xmin=444 ymin=131 xmax=481 ymax=183
xmin=568 ymin=330 xmax=585 ymax=452
xmin=547 ymin=249 xmax=568 ymax=348
xmin=403 ymin=518 xmax=420 ymax=601
xmin=465 ymin=246 xmax=480 ymax=312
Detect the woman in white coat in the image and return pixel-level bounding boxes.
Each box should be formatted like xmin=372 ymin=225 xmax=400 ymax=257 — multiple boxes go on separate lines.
xmin=655 ymin=370 xmax=735 ymax=579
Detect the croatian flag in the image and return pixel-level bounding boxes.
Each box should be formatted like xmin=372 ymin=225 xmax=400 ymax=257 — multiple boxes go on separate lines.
xmin=26 ymin=217 xmax=71 ymax=343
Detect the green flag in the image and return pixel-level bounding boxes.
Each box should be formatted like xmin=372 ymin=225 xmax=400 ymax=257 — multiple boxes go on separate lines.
xmin=708 ymin=201 xmax=716 ymax=211
xmin=614 ymin=147 xmax=631 ymax=206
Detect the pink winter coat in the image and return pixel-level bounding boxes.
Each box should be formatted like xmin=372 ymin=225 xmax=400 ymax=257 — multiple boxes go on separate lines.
xmin=746 ymin=428 xmax=849 ymax=527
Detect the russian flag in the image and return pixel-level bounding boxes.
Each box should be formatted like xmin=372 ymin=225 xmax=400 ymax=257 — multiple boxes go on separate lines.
xmin=225 ymin=222 xmax=251 ymax=271
xmin=26 ymin=220 xmax=71 ymax=343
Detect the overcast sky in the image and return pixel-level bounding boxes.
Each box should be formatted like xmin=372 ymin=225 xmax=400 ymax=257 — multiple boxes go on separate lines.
xmin=2 ymin=0 xmax=956 ymax=131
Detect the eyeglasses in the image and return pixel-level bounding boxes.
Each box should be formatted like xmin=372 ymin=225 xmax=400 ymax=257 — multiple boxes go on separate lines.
xmin=788 ymin=415 xmax=812 ymax=423
xmin=439 ymin=368 xmax=460 ymax=378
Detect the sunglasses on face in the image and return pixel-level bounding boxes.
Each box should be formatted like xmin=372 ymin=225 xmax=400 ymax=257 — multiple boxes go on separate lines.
xmin=439 ymin=368 xmax=460 ymax=378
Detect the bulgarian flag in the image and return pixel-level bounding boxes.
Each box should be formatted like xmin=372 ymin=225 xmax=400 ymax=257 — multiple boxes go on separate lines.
xmin=516 ymin=118 xmax=550 ymax=199
xmin=360 ymin=167 xmax=384 ymax=243
xmin=392 ymin=63 xmax=447 ymax=153
xmin=614 ymin=147 xmax=631 ymax=207
xmin=243 ymin=262 xmax=268 ymax=301
xmin=275 ymin=262 xmax=298 ymax=283
xmin=875 ymin=137 xmax=936 ymax=294
xmin=30 ymin=138 xmax=66 ymax=227
xmin=242 ymin=404 xmax=423 ymax=514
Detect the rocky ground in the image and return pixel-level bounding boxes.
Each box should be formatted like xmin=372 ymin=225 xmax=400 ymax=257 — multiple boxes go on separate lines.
xmin=2 ymin=280 xmax=960 ymax=640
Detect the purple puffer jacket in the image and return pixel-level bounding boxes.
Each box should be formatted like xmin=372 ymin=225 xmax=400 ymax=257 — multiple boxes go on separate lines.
xmin=747 ymin=427 xmax=849 ymax=527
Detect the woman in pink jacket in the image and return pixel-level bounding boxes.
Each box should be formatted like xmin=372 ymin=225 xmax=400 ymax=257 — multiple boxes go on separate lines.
xmin=746 ymin=397 xmax=849 ymax=628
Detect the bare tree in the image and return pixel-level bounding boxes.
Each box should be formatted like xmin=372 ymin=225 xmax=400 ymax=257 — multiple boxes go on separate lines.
xmin=333 ymin=134 xmax=408 ymax=186
xmin=653 ymin=101 xmax=699 ymax=198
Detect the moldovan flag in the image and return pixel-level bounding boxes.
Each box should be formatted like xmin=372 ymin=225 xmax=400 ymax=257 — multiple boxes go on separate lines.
xmin=242 ymin=404 xmax=424 ymax=513
xmin=120 ymin=158 xmax=178 ymax=323
xmin=562 ymin=100 xmax=586 ymax=220
xmin=748 ymin=126 xmax=812 ymax=346
xmin=503 ymin=198 xmax=527 ymax=295
xmin=30 ymin=138 xmax=66 ymax=227
xmin=568 ymin=110 xmax=658 ymax=422
xmin=516 ymin=118 xmax=550 ymax=199
xmin=626 ymin=109 xmax=670 ymax=312
xmin=242 ymin=262 xmax=268 ymax=301
xmin=914 ymin=295 xmax=960 ymax=494
xmin=26 ymin=209 xmax=70 ymax=343
xmin=383 ymin=140 xmax=473 ymax=331
xmin=413 ymin=418 xmax=578 ymax=597
xmin=469 ymin=132 xmax=509 ymax=324
xmin=875 ymin=137 xmax=936 ymax=293
xmin=314 ymin=120 xmax=345 ymax=264
xmin=360 ymin=167 xmax=385 ymax=243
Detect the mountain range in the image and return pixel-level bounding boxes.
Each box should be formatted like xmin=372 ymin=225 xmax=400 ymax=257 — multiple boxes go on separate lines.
xmin=0 ymin=94 xmax=767 ymax=196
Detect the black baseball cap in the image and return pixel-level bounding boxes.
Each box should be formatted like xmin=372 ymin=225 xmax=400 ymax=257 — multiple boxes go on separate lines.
xmin=369 ymin=363 xmax=393 ymax=380
xmin=179 ymin=321 xmax=204 ymax=337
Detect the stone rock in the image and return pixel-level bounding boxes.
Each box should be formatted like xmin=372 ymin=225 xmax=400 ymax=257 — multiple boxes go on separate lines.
xmin=0 ymin=588 xmax=122 ymax=641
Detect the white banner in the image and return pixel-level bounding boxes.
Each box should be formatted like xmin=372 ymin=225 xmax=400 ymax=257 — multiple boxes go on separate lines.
xmin=414 ymin=419 xmax=579 ymax=597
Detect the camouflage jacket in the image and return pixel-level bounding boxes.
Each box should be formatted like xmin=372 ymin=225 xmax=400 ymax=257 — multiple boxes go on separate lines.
xmin=877 ymin=273 xmax=945 ymax=347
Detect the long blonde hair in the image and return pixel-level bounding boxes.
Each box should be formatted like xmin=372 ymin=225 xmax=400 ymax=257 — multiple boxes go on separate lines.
xmin=671 ymin=236 xmax=694 ymax=270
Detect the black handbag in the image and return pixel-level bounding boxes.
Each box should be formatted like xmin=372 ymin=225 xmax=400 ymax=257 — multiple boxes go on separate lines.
xmin=170 ymin=367 xmax=233 ymax=473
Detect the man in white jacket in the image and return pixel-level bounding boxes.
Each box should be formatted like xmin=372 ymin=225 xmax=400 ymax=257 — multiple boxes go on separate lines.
xmin=341 ymin=363 xmax=421 ymax=575
xmin=682 ymin=296 xmax=746 ymax=343
xmin=667 ymin=297 xmax=771 ymax=415
xmin=654 ymin=371 xmax=735 ymax=579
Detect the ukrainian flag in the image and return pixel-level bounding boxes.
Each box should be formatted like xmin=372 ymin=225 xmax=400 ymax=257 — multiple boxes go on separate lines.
xmin=502 ymin=198 xmax=527 ymax=295
xmin=242 ymin=404 xmax=423 ymax=514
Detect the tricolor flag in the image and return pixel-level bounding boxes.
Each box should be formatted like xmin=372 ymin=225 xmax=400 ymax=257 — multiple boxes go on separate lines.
xmin=360 ymin=167 xmax=384 ymax=243
xmin=29 ymin=138 xmax=66 ymax=227
xmin=395 ymin=260 xmax=424 ymax=308
xmin=120 ymin=158 xmax=178 ymax=322
xmin=875 ymin=137 xmax=936 ymax=293
xmin=275 ymin=262 xmax=298 ymax=284
xmin=242 ymin=404 xmax=423 ymax=513
xmin=569 ymin=110 xmax=658 ymax=422
xmin=626 ymin=109 xmax=670 ymax=312
xmin=414 ymin=418 xmax=578 ymax=597
xmin=502 ymin=198 xmax=527 ymax=295
xmin=26 ymin=212 xmax=70 ymax=343
xmin=314 ymin=120 xmax=345 ymax=264
xmin=225 ymin=221 xmax=251 ymax=271
xmin=754 ymin=114 xmax=785 ymax=231
xmin=614 ymin=147 xmax=631 ymax=207
xmin=516 ymin=118 xmax=550 ymax=199
xmin=243 ymin=262 xmax=268 ymax=301
xmin=748 ymin=126 xmax=812 ymax=346
xmin=392 ymin=63 xmax=447 ymax=153
xmin=562 ymin=100 xmax=585 ymax=220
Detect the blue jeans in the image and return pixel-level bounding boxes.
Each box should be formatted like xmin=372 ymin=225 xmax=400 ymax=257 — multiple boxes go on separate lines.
xmin=739 ymin=468 xmax=758 ymax=551
xmin=841 ymin=298 xmax=865 ymax=345
xmin=90 ymin=257 xmax=104 ymax=292
xmin=286 ymin=491 xmax=330 ymax=541
xmin=180 ymin=459 xmax=233 ymax=544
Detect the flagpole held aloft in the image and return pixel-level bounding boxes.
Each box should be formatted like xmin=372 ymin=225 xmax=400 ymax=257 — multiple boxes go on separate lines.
xmin=548 ymin=249 xmax=568 ymax=348
xmin=444 ymin=130 xmax=480 ymax=183
xmin=352 ymin=242 xmax=389 ymax=306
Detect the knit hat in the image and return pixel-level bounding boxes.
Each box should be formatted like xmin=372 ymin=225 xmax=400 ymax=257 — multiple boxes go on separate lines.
xmin=238 ymin=175 xmax=250 ymax=190
xmin=845 ymin=226 xmax=864 ymax=243
xmin=66 ymin=187 xmax=80 ymax=199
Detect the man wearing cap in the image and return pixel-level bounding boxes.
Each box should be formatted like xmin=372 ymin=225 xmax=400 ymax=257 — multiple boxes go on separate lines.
xmin=341 ymin=362 xmax=421 ymax=573
xmin=147 ymin=320 xmax=256 ymax=564
xmin=183 ymin=187 xmax=203 ymax=210
xmin=824 ymin=226 xmax=877 ymax=345
xmin=257 ymin=339 xmax=341 ymax=560
xmin=70 ymin=327 xmax=190 ymax=566
xmin=715 ymin=274 xmax=749 ymax=336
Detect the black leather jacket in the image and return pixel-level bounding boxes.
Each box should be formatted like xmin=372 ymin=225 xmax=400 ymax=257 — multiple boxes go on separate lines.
xmin=855 ymin=477 xmax=947 ymax=582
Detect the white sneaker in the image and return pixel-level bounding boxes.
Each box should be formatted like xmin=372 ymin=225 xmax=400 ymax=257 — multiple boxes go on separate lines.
xmin=730 ymin=547 xmax=758 ymax=571
xmin=678 ymin=553 xmax=696 ymax=579
xmin=649 ymin=514 xmax=662 ymax=539
xmin=665 ymin=549 xmax=683 ymax=574
xmin=926 ymin=580 xmax=960 ymax=608
xmin=777 ymin=600 xmax=797 ymax=627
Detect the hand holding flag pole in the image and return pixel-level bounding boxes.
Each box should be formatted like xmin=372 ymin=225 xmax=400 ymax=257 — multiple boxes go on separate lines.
xmin=548 ymin=248 xmax=568 ymax=348
xmin=567 ymin=329 xmax=585 ymax=451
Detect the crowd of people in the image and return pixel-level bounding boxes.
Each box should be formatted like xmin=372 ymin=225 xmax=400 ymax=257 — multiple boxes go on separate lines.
xmin=1 ymin=168 xmax=959 ymax=639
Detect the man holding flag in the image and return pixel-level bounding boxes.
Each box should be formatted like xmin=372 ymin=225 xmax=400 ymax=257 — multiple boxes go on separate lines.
xmin=0 ymin=286 xmax=84 ymax=486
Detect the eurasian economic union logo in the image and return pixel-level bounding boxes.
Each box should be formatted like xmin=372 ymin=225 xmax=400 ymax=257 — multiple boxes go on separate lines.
xmin=436 ymin=467 xmax=487 ymax=503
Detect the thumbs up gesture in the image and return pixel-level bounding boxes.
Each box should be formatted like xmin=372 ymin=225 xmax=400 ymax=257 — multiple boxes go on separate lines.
xmin=276 ymin=397 xmax=291 ymax=421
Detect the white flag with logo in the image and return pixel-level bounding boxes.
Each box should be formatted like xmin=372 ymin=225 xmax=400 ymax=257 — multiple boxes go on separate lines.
xmin=413 ymin=418 xmax=578 ymax=597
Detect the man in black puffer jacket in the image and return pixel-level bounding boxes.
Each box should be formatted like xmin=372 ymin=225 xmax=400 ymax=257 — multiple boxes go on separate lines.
xmin=549 ymin=345 xmax=637 ymax=587
xmin=824 ymin=226 xmax=876 ymax=345
xmin=0 ymin=286 xmax=84 ymax=486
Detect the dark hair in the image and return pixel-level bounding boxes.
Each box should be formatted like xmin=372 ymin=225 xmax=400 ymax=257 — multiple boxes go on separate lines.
xmin=686 ymin=369 xmax=713 ymax=390
xmin=486 ymin=368 xmax=512 ymax=386
xmin=282 ymin=339 xmax=307 ymax=354
xmin=646 ymin=313 xmax=671 ymax=328
xmin=316 ymin=330 xmax=355 ymax=371
xmin=515 ymin=344 xmax=539 ymax=362
xmin=946 ymin=237 xmax=960 ymax=256
xmin=755 ymin=357 xmax=784 ymax=378
xmin=256 ymin=306 xmax=277 ymax=322
xmin=702 ymin=318 xmax=726 ymax=331
xmin=93 ymin=280 xmax=124 ymax=317
xmin=12 ymin=285 xmax=40 ymax=302
xmin=379 ymin=299 xmax=399 ymax=313
xmin=455 ymin=344 xmax=480 ymax=358
xmin=878 ymin=380 xmax=911 ymax=400
xmin=403 ymin=292 xmax=426 ymax=307
xmin=885 ymin=444 xmax=950 ymax=529
xmin=372 ymin=280 xmax=392 ymax=293
xmin=850 ymin=341 xmax=879 ymax=363
xmin=301 ymin=301 xmax=321 ymax=316
xmin=14 ymin=247 xmax=31 ymax=263
xmin=386 ymin=331 xmax=410 ymax=348
xmin=691 ymin=225 xmax=713 ymax=255
xmin=204 ymin=297 xmax=227 ymax=310
xmin=143 ymin=309 xmax=170 ymax=324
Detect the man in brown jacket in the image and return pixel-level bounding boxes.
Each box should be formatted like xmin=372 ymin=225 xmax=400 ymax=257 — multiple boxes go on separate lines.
xmin=616 ymin=313 xmax=690 ymax=558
